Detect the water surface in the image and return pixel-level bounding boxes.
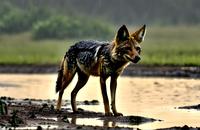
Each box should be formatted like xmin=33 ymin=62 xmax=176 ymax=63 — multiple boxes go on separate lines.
xmin=0 ymin=74 xmax=200 ymax=129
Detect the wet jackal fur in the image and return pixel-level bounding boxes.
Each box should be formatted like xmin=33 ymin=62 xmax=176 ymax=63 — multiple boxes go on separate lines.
xmin=56 ymin=25 xmax=146 ymax=116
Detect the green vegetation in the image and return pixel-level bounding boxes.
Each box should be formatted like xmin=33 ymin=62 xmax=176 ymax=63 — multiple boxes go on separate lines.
xmin=0 ymin=26 xmax=200 ymax=66
xmin=0 ymin=2 xmax=113 ymax=39
xmin=32 ymin=16 xmax=113 ymax=39
xmin=0 ymin=1 xmax=199 ymax=66
xmin=0 ymin=3 xmax=51 ymax=34
xmin=0 ymin=33 xmax=73 ymax=64
xmin=141 ymin=26 xmax=200 ymax=66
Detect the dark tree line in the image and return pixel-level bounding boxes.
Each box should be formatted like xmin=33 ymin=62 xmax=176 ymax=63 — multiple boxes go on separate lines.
xmin=2 ymin=0 xmax=200 ymax=25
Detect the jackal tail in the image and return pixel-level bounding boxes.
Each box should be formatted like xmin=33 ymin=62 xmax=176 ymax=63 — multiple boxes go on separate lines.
xmin=55 ymin=54 xmax=67 ymax=93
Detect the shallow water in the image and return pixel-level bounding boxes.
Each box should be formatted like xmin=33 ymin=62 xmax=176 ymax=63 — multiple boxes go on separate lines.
xmin=0 ymin=74 xmax=200 ymax=129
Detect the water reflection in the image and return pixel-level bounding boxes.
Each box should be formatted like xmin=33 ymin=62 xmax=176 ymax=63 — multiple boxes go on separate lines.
xmin=0 ymin=74 xmax=200 ymax=129
xmin=70 ymin=117 xmax=117 ymax=128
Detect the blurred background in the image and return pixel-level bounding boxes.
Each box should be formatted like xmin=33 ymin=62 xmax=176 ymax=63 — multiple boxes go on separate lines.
xmin=0 ymin=0 xmax=200 ymax=66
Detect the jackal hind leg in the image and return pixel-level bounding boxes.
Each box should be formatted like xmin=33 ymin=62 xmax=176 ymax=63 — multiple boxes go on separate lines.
xmin=71 ymin=69 xmax=89 ymax=113
xmin=56 ymin=71 xmax=76 ymax=111
xmin=56 ymin=88 xmax=64 ymax=111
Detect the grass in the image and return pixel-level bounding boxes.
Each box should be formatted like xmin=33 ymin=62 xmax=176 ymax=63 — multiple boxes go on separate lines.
xmin=140 ymin=26 xmax=200 ymax=66
xmin=0 ymin=26 xmax=200 ymax=66
xmin=0 ymin=33 xmax=74 ymax=65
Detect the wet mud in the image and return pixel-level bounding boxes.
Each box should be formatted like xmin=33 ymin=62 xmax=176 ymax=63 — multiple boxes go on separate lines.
xmin=178 ymin=104 xmax=200 ymax=110
xmin=1 ymin=97 xmax=200 ymax=130
xmin=0 ymin=64 xmax=200 ymax=78
xmin=0 ymin=97 xmax=159 ymax=130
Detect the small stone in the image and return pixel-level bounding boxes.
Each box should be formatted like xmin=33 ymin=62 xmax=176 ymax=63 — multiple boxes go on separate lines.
xmin=84 ymin=100 xmax=90 ymax=105
xmin=37 ymin=126 xmax=43 ymax=130
xmin=62 ymin=115 xmax=69 ymax=123
xmin=76 ymin=126 xmax=82 ymax=129
xmin=91 ymin=100 xmax=99 ymax=105
xmin=42 ymin=103 xmax=48 ymax=108
xmin=50 ymin=105 xmax=54 ymax=111
xmin=182 ymin=125 xmax=189 ymax=130
xmin=29 ymin=111 xmax=36 ymax=119
xmin=77 ymin=108 xmax=84 ymax=112
xmin=0 ymin=99 xmax=8 ymax=115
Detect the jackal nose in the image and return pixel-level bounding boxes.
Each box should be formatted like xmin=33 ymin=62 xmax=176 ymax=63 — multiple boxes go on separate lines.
xmin=133 ymin=56 xmax=141 ymax=63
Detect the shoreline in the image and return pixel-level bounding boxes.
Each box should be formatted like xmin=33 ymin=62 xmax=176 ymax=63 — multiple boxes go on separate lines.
xmin=0 ymin=64 xmax=199 ymax=78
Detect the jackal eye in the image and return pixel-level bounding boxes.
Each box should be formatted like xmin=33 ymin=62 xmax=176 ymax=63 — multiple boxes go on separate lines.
xmin=135 ymin=47 xmax=141 ymax=53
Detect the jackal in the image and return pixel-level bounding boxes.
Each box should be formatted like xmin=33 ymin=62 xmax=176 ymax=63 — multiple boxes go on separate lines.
xmin=56 ymin=25 xmax=146 ymax=116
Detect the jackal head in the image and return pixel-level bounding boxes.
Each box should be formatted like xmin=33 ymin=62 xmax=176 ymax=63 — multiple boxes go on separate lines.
xmin=112 ymin=25 xmax=146 ymax=63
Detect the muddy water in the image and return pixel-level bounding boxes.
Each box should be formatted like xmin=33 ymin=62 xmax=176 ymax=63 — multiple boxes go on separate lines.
xmin=0 ymin=74 xmax=200 ymax=129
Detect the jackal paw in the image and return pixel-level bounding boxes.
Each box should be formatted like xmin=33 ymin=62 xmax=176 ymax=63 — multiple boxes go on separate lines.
xmin=73 ymin=110 xmax=80 ymax=114
xmin=105 ymin=112 xmax=113 ymax=116
xmin=114 ymin=112 xmax=123 ymax=116
xmin=73 ymin=108 xmax=84 ymax=114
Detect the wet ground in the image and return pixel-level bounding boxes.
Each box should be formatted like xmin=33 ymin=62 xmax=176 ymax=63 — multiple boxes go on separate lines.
xmin=0 ymin=97 xmax=159 ymax=130
xmin=0 ymin=64 xmax=199 ymax=78
xmin=0 ymin=72 xmax=200 ymax=129
xmin=1 ymin=97 xmax=199 ymax=130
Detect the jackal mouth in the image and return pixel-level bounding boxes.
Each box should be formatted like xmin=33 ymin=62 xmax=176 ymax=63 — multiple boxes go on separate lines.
xmin=124 ymin=55 xmax=141 ymax=63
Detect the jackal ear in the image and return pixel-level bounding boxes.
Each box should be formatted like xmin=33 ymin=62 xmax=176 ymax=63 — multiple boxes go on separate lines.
xmin=116 ymin=25 xmax=130 ymax=43
xmin=131 ymin=25 xmax=146 ymax=43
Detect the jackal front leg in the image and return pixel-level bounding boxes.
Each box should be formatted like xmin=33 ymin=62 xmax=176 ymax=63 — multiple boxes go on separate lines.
xmin=100 ymin=76 xmax=112 ymax=116
xmin=110 ymin=74 xmax=123 ymax=116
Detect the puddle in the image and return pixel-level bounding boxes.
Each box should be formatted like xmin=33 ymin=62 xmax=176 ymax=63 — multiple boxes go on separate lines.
xmin=0 ymin=74 xmax=200 ymax=129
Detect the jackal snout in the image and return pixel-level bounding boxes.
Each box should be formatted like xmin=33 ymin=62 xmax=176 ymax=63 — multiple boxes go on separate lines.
xmin=124 ymin=53 xmax=141 ymax=63
xmin=130 ymin=46 xmax=142 ymax=63
xmin=133 ymin=55 xmax=140 ymax=63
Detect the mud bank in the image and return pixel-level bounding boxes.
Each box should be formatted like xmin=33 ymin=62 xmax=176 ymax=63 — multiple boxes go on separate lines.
xmin=1 ymin=97 xmax=200 ymax=130
xmin=178 ymin=104 xmax=200 ymax=110
xmin=0 ymin=64 xmax=200 ymax=78
xmin=0 ymin=97 xmax=158 ymax=130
